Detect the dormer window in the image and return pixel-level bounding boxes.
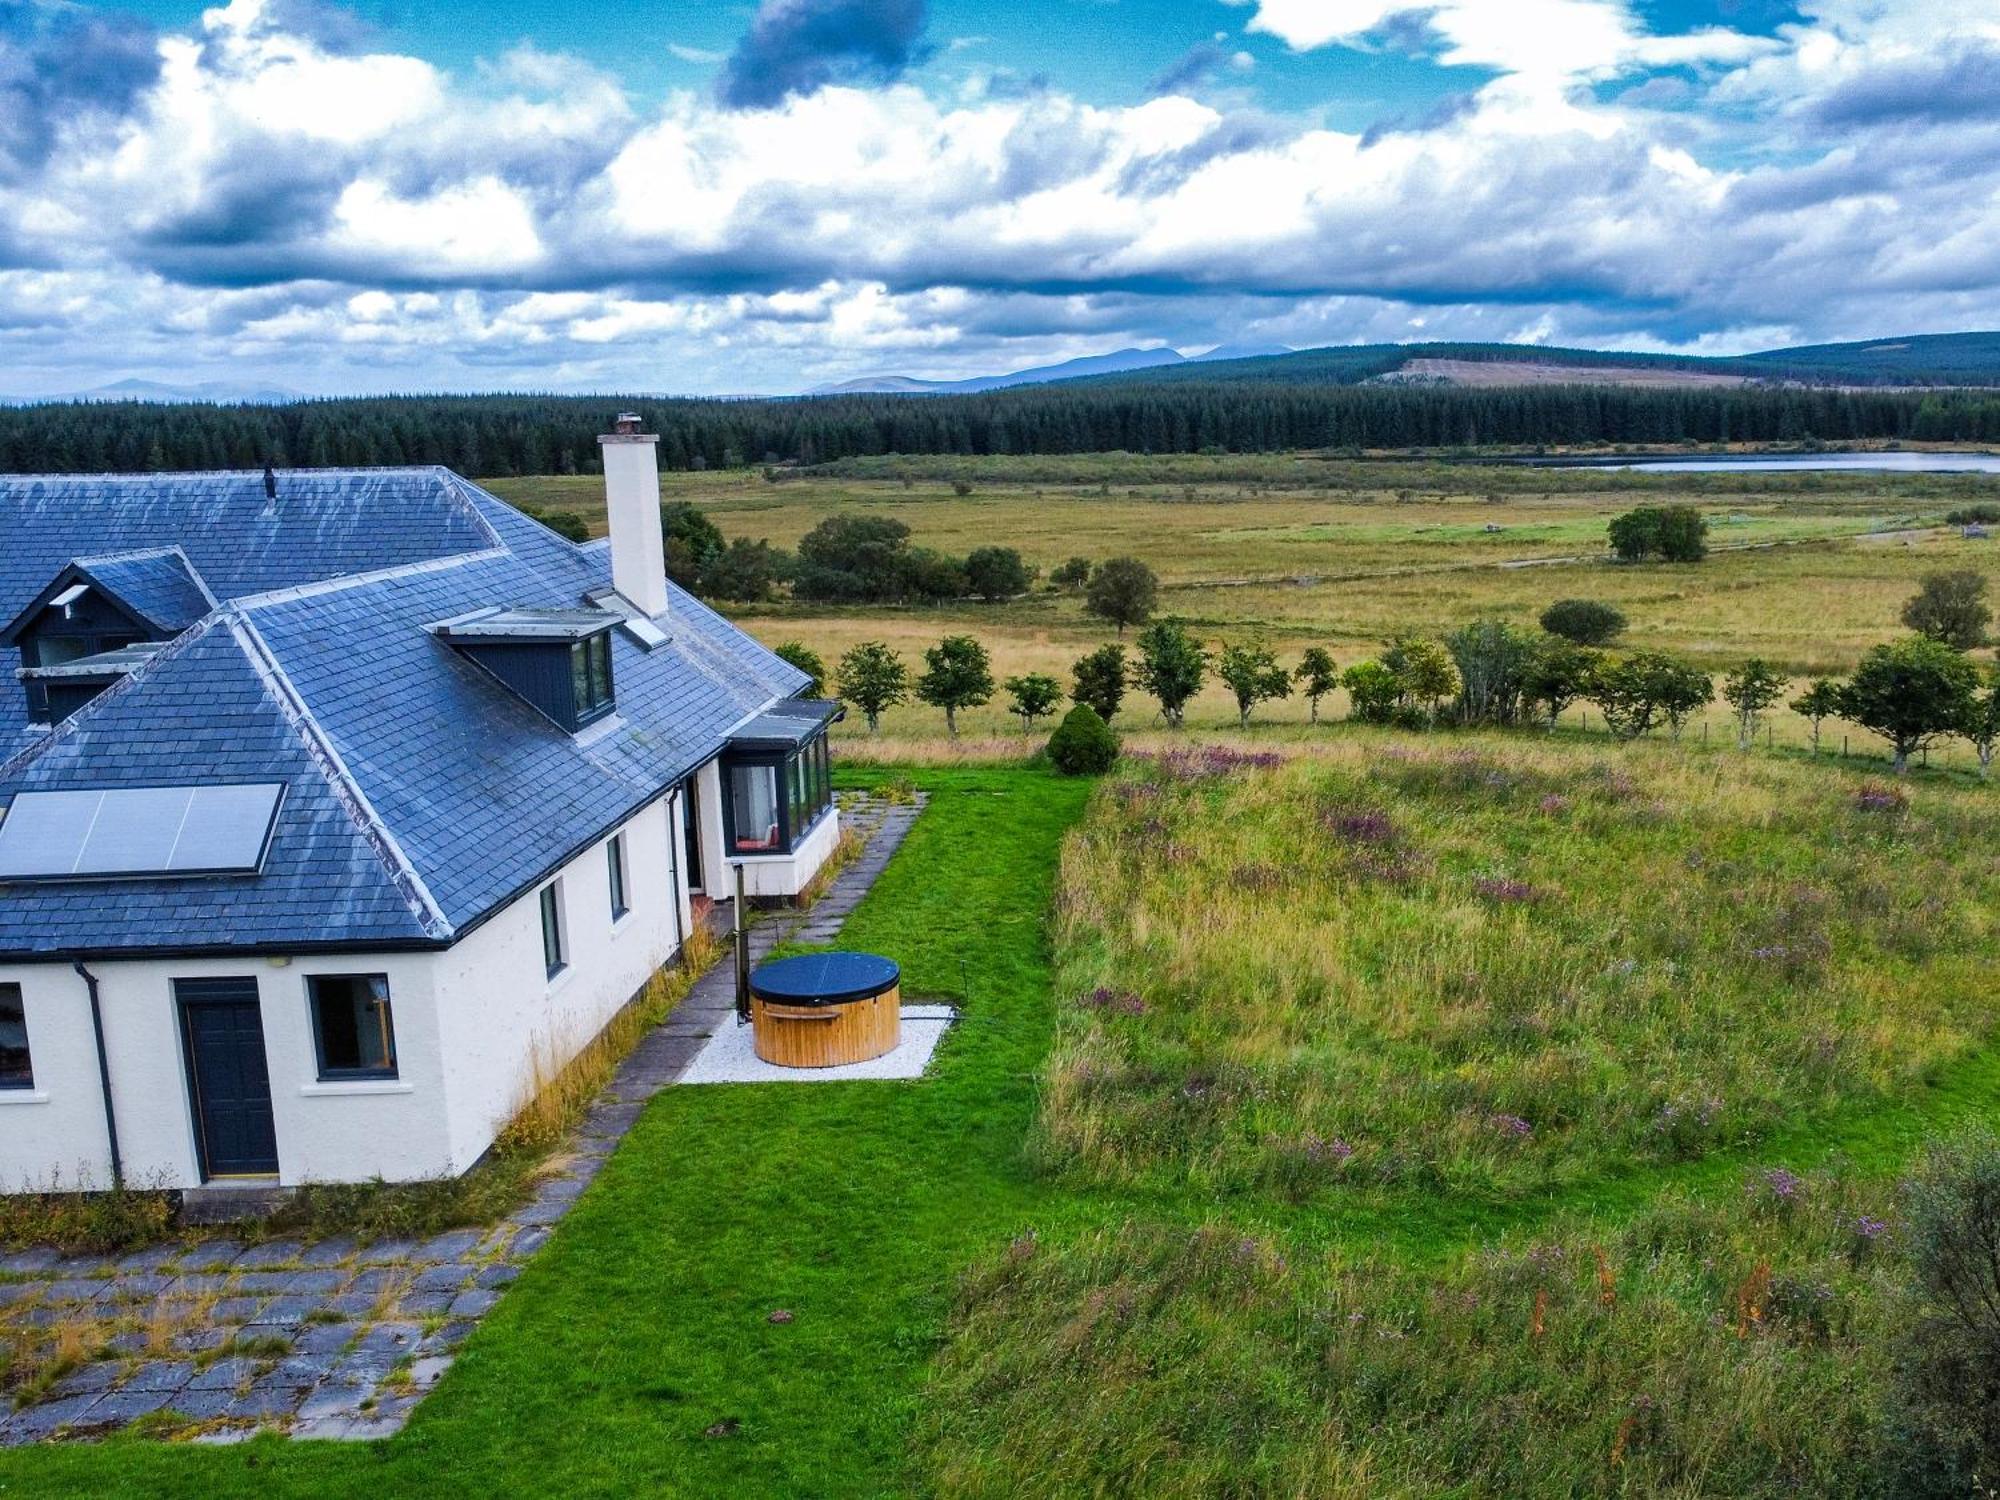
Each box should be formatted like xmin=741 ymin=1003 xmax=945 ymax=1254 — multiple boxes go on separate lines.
xmin=432 ymin=607 xmax=621 ymax=734
xmin=571 ymin=633 xmax=614 ymax=723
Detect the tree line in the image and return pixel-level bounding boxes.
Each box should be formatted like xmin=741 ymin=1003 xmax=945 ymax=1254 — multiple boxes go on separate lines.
xmin=7 ymin=381 xmax=2000 ymax=478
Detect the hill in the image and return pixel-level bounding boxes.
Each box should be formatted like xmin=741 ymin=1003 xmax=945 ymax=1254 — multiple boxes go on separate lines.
xmin=809 ymin=341 xmax=1294 ymax=395
xmin=1082 ymin=332 xmax=2000 ymax=392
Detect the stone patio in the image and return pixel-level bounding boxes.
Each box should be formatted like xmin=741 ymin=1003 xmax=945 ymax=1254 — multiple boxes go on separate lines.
xmin=0 ymin=790 xmax=925 ymax=1448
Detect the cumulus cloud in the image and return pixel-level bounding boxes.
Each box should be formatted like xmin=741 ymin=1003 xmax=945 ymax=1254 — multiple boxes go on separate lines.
xmin=717 ymin=0 xmax=932 ymax=109
xmin=1 ymin=0 xmax=1999 ymax=395
xmin=0 ymin=0 xmax=162 ymax=177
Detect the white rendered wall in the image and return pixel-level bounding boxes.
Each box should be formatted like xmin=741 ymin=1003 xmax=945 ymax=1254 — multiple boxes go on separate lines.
xmin=0 ymin=796 xmax=692 ymax=1192
xmin=431 ymin=797 xmax=686 ymax=1174
xmin=737 ymin=806 xmax=842 ymax=900
xmin=0 ymin=950 xmax=447 ymax=1192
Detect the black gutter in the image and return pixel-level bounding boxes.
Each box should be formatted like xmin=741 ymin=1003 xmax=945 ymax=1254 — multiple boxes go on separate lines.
xmin=71 ymin=960 xmax=124 ymax=1190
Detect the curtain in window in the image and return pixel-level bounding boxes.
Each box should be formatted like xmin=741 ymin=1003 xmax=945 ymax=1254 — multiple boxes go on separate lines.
xmin=731 ymin=764 xmax=780 ymax=849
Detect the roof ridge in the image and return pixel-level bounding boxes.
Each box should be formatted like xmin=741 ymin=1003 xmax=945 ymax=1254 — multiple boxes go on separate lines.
xmin=229 ymin=546 xmax=508 ymax=612
xmin=436 ymin=471 xmax=508 ymax=552
xmin=225 ymin=610 xmax=455 ymax=942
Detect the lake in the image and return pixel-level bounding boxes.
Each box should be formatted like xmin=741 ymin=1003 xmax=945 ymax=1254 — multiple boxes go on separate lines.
xmin=1572 ymin=452 xmax=2000 ymax=474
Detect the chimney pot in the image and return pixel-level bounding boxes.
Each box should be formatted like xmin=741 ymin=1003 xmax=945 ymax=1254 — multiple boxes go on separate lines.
xmin=263 ymin=464 xmax=277 ymax=502
xmin=614 ymin=412 xmax=642 ymax=435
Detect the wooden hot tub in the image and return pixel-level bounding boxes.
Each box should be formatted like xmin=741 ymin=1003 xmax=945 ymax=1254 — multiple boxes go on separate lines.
xmin=748 ymin=952 xmax=901 ymax=1068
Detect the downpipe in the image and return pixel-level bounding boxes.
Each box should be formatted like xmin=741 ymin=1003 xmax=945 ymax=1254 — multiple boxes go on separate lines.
xmin=71 ymin=959 xmax=125 ymax=1191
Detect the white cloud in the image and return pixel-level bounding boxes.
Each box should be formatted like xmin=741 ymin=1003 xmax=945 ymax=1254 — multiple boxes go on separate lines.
xmin=1 ymin=0 xmax=1998 ymax=395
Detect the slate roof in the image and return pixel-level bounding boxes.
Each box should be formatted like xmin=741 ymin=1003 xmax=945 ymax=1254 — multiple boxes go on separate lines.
xmin=0 ymin=468 xmax=809 ymax=959
xmin=76 ymin=549 xmax=216 ymax=635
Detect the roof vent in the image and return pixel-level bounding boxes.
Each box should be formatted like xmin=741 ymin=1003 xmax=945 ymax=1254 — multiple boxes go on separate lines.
xmin=263 ymin=464 xmax=278 ymax=502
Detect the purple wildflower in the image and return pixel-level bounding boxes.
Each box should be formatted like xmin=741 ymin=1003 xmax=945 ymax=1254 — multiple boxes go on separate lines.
xmin=1492 ymin=1113 xmax=1534 ymax=1139
xmin=1855 ymin=783 xmax=1908 ymax=813
xmin=1472 ymin=875 xmax=1540 ymax=904
xmin=1539 ymin=794 xmax=1571 ymax=816
xmin=1758 ymin=1167 xmax=1803 ymax=1202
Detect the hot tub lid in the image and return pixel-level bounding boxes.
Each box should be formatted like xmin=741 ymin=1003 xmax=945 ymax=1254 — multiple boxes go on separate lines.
xmin=750 ymin=951 xmax=900 ymax=1007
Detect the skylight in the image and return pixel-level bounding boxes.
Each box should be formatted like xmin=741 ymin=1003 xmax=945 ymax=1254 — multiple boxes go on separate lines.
xmin=0 ymin=784 xmax=284 ymax=881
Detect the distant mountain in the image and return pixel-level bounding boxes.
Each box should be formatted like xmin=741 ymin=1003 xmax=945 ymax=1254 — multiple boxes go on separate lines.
xmin=3 ymin=378 xmax=305 ymax=406
xmin=810 ymin=346 xmax=1192 ymax=396
xmin=1076 ymin=332 xmax=2000 ymax=391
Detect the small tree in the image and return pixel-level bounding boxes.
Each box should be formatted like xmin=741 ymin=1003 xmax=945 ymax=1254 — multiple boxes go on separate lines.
xmin=965 ymin=546 xmax=1034 ymax=602
xmin=917 ymin=635 xmax=995 ymax=738
xmin=836 ymin=640 xmax=909 ymax=735
xmin=1522 ymin=639 xmax=1599 ymax=730
xmin=1003 ymin=672 xmax=1062 ymax=734
xmin=1341 ymin=660 xmax=1401 ymax=724
xmin=1903 ymin=569 xmax=1992 ymax=650
xmin=1385 ymin=636 xmax=1460 ymax=726
xmin=1608 ymin=505 xmax=1707 ymax=563
xmin=1293 ymin=647 xmax=1338 ymax=723
xmin=1070 ymin=643 xmax=1128 ymax=723
xmin=706 ymin=538 xmax=791 ymax=602
xmin=1539 ymin=598 xmax=1627 ymax=646
xmin=1447 ymin=618 xmax=1539 ymax=725
xmin=1134 ymin=619 xmax=1207 ymax=728
xmin=1589 ymin=651 xmax=1712 ymax=741
xmin=1960 ymin=668 xmax=2000 ymax=779
xmin=1790 ymin=678 xmax=1841 ymax=754
xmin=661 ymin=502 xmax=726 ymax=588
xmin=1084 ymin=557 xmax=1159 ymax=635
xmin=1836 ymin=635 xmax=1981 ymax=773
xmin=1215 ymin=638 xmax=1292 ymax=728
xmin=1722 ymin=658 xmax=1787 ymax=750
xmin=774 ymin=642 xmax=826 ymax=697
xmin=1050 ymin=556 xmax=1093 ymax=589
xmin=1046 ymin=704 xmax=1120 ymax=775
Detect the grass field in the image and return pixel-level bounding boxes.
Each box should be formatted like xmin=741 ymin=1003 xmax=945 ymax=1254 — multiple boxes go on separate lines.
xmin=488 ymin=454 xmax=2000 ymax=753
xmin=4 ymin=750 xmax=1998 ymax=1495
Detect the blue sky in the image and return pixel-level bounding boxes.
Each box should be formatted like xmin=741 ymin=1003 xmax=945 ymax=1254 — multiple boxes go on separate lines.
xmin=2 ymin=0 xmax=1997 ymax=395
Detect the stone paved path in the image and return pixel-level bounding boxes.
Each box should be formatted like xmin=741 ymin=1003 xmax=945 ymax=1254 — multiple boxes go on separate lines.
xmin=0 ymin=791 xmax=925 ymax=1448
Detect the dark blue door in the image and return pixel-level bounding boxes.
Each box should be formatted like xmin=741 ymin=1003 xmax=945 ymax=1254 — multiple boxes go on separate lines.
xmin=176 ymin=979 xmax=278 ymax=1178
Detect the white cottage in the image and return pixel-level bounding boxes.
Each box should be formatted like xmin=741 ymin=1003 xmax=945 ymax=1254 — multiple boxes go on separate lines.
xmin=0 ymin=418 xmax=838 ymax=1196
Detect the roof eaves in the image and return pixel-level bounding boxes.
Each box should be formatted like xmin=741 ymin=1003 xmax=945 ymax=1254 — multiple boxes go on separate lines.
xmin=225 ymin=609 xmax=456 ymax=943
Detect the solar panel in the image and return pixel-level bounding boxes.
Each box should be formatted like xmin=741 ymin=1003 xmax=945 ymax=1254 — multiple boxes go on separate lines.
xmin=0 ymin=784 xmax=283 ymax=881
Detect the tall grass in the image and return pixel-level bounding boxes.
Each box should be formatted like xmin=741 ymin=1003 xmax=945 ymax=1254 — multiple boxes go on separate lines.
xmin=1036 ymin=734 xmax=2000 ymax=1199
xmin=920 ymin=1164 xmax=1905 ymax=1498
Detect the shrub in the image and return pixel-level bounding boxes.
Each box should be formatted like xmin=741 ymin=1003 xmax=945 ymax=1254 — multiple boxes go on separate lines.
xmin=532 ymin=509 xmax=591 ymax=543
xmin=1446 ymin=619 xmax=1539 ymax=725
xmin=1889 ymin=1132 xmax=2000 ymax=1493
xmin=1540 ymin=597 xmax=1627 ymax=645
xmin=704 ymin=537 xmax=791 ymax=601
xmin=1609 ymin=504 xmax=1708 ymax=562
xmin=1050 ymin=556 xmax=1093 ymax=589
xmin=1046 ymin=704 xmax=1120 ymax=775
xmin=1589 ymin=651 xmax=1714 ymax=740
xmin=1341 ymin=659 xmax=1402 ymax=724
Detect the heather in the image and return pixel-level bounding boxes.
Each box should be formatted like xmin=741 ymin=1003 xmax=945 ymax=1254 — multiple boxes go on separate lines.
xmin=1037 ymin=733 xmax=2000 ymax=1198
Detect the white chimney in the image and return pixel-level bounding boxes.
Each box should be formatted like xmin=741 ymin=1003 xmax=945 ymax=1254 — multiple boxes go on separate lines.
xmin=598 ymin=412 xmax=669 ymax=619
